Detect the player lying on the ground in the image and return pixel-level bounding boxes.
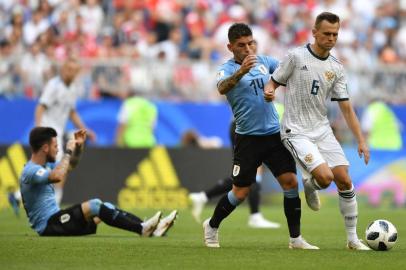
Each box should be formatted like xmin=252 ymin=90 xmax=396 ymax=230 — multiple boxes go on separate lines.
xmin=20 ymin=127 xmax=177 ymax=237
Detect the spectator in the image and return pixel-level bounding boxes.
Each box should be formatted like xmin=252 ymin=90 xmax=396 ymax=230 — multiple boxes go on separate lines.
xmin=361 ymin=98 xmax=403 ymax=150
xmin=116 ymin=94 xmax=158 ymax=148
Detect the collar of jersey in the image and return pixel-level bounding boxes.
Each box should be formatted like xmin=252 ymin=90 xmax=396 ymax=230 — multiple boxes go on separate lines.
xmin=306 ymin=43 xmax=329 ymax=61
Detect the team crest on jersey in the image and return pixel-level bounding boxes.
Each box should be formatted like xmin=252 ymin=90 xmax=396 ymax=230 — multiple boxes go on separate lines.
xmin=36 ymin=168 xmax=46 ymax=177
xmin=304 ymin=154 xmax=314 ymax=164
xmin=60 ymin=214 xmax=71 ymax=224
xmin=216 ymin=70 xmax=225 ymax=81
xmin=232 ymin=165 xmax=240 ymax=176
xmin=324 ymin=71 xmax=335 ymax=81
xmin=258 ymin=64 xmax=267 ymax=75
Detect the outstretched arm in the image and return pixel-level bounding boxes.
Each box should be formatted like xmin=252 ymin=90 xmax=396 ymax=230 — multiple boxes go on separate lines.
xmin=338 ymin=100 xmax=370 ymax=165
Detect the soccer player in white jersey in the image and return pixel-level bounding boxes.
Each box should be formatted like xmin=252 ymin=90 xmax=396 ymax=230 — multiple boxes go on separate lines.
xmin=34 ymin=58 xmax=96 ymax=205
xmin=264 ymin=12 xmax=370 ymax=250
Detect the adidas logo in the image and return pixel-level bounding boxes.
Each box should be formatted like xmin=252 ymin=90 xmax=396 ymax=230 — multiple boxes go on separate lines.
xmin=0 ymin=144 xmax=27 ymax=209
xmin=118 ymin=146 xmax=189 ymax=209
xmin=300 ymin=65 xmax=308 ymax=71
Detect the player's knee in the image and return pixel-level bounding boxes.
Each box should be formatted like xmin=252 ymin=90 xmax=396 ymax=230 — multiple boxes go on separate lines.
xmin=315 ymin=173 xmax=334 ymax=189
xmin=278 ymin=173 xmax=298 ymax=190
xmin=281 ymin=178 xmax=298 ymax=190
xmin=88 ymin=198 xmax=103 ymax=216
xmin=335 ymin=177 xmax=353 ymax=191
xmin=227 ymin=190 xmax=244 ymax=206
xmin=232 ymin=186 xmax=250 ymax=200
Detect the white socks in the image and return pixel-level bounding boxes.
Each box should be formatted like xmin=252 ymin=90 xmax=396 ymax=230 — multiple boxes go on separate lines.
xmin=338 ymin=186 xmax=358 ymax=242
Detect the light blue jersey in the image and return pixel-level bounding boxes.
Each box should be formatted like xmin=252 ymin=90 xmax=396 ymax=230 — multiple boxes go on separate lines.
xmin=20 ymin=161 xmax=60 ymax=234
xmin=216 ymin=55 xmax=280 ymax=135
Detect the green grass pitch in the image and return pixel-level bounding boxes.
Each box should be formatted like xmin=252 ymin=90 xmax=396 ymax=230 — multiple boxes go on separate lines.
xmin=1 ymin=199 xmax=405 ymax=270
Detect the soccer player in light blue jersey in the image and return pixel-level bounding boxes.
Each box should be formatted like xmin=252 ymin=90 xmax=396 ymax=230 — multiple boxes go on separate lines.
xmin=20 ymin=127 xmax=177 ymax=237
xmin=203 ymin=23 xmax=318 ymax=249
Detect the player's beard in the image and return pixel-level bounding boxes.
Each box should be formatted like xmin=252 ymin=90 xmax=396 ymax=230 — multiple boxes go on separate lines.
xmin=46 ymin=153 xmax=56 ymax=163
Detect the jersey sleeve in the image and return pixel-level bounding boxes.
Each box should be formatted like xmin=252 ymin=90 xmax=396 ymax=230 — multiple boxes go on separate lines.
xmin=331 ymin=66 xmax=349 ymax=101
xmin=216 ymin=64 xmax=234 ymax=88
xmin=22 ymin=165 xmax=51 ymax=185
xmin=38 ymin=80 xmax=56 ymax=107
xmin=271 ymin=51 xmax=295 ymax=86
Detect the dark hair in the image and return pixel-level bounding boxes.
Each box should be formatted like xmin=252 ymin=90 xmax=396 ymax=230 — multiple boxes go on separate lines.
xmin=228 ymin=23 xmax=252 ymax=43
xmin=315 ymin=12 xmax=340 ymax=29
xmin=29 ymin=127 xmax=57 ymax=153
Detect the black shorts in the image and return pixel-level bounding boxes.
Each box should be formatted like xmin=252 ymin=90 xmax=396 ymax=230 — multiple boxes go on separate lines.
xmin=229 ymin=120 xmax=237 ymax=147
xmin=41 ymin=204 xmax=97 ymax=236
xmin=232 ymin=132 xmax=296 ymax=187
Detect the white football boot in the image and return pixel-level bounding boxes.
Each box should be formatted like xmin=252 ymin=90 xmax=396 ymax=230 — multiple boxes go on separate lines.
xmin=289 ymin=236 xmax=320 ymax=250
xmin=302 ymin=178 xmax=321 ymax=211
xmin=141 ymin=211 xmax=162 ymax=237
xmin=347 ymin=239 xmax=371 ymax=250
xmin=203 ymin=218 xmax=220 ymax=248
xmin=153 ymin=210 xmax=178 ymax=237
xmin=248 ymin=213 xmax=281 ymax=229
xmin=189 ymin=192 xmax=208 ymax=223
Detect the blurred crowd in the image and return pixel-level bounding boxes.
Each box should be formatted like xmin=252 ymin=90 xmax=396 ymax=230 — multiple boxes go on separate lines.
xmin=1 ymin=0 xmax=406 ymax=103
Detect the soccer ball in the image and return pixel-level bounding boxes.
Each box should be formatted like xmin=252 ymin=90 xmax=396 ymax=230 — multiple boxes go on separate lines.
xmin=365 ymin=219 xmax=398 ymax=251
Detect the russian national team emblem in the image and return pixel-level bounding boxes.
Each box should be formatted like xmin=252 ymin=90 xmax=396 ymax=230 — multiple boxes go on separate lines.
xmin=324 ymin=71 xmax=335 ymax=81
xmin=304 ymin=154 xmax=314 ymax=164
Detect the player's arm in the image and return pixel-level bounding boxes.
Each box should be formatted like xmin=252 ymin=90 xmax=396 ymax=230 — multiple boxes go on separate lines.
xmin=34 ymin=104 xmax=46 ymax=126
xmin=69 ymin=129 xmax=86 ymax=169
xmin=264 ymin=52 xmax=295 ymax=102
xmin=263 ymin=79 xmax=280 ymax=102
xmin=35 ymin=80 xmax=55 ymax=126
xmin=69 ymin=109 xmax=96 ymax=142
xmin=338 ymin=100 xmax=370 ymax=165
xmin=48 ymin=139 xmax=76 ymax=183
xmin=217 ymin=55 xmax=257 ymax=95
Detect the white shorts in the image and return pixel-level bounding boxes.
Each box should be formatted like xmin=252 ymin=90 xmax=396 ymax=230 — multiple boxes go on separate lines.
xmin=282 ymin=130 xmax=349 ymax=177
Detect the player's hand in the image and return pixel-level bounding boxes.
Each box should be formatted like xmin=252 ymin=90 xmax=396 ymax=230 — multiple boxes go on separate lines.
xmin=86 ymin=129 xmax=97 ymax=143
xmin=263 ymin=83 xmax=275 ymax=102
xmin=239 ymin=55 xmax=257 ymax=74
xmin=74 ymin=129 xmax=87 ymax=146
xmin=358 ymin=140 xmax=370 ymax=165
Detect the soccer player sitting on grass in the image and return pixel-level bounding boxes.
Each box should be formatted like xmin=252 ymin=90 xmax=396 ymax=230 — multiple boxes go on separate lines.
xmin=20 ymin=127 xmax=177 ymax=237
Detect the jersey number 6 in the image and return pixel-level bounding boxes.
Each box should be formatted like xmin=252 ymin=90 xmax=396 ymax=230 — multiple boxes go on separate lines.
xmin=311 ymin=80 xmax=320 ymax=95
